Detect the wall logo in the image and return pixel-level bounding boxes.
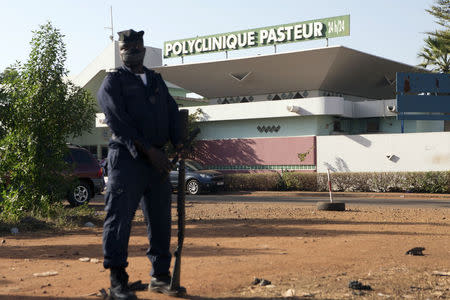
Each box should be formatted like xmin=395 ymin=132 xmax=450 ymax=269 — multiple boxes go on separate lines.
xmin=164 ymin=15 xmax=350 ymax=58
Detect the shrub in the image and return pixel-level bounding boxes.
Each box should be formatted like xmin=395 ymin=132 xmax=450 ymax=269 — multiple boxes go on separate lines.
xmin=221 ymin=170 xmax=449 ymax=194
xmin=282 ymin=172 xmax=317 ymax=191
xmin=319 ymin=171 xmax=450 ymax=194
xmin=223 ymin=172 xmax=283 ymax=191
xmin=0 ymin=22 xmax=95 ymax=220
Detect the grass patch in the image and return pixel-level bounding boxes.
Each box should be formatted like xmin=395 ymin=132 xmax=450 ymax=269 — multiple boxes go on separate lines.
xmin=0 ymin=202 xmax=103 ymax=235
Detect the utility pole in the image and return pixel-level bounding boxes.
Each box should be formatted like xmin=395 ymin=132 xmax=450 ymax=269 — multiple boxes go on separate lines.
xmin=105 ymin=6 xmax=114 ymax=42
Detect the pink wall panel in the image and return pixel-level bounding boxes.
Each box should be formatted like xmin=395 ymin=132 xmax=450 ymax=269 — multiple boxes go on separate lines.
xmin=193 ymin=136 xmax=316 ymax=166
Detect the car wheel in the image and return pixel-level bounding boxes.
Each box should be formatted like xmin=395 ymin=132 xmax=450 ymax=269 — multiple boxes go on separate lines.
xmin=186 ymin=179 xmax=200 ymax=195
xmin=68 ymin=180 xmax=91 ymax=207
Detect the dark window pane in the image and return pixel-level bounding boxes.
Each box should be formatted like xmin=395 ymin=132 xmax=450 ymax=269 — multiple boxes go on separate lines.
xmin=70 ymin=149 xmax=94 ymax=164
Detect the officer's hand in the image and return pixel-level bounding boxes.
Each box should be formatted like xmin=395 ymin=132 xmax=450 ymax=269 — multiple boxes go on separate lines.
xmin=176 ymin=143 xmax=186 ymax=158
xmin=146 ymin=147 xmax=171 ymax=175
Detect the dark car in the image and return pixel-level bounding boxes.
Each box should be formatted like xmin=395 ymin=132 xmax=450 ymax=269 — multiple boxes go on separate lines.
xmin=170 ymin=159 xmax=224 ymax=195
xmin=65 ymin=145 xmax=105 ymax=206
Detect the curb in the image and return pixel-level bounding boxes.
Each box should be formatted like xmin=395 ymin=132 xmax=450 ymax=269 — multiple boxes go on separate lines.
xmin=216 ymin=191 xmax=450 ymax=199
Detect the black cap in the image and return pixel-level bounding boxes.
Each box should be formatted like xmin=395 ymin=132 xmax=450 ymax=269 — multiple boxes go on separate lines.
xmin=117 ymin=29 xmax=144 ymax=43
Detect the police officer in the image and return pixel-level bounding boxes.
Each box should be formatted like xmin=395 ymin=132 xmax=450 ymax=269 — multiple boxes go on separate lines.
xmin=98 ymin=29 xmax=184 ymax=300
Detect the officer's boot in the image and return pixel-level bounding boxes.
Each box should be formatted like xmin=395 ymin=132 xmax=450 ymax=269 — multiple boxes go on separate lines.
xmin=109 ymin=267 xmax=137 ymax=300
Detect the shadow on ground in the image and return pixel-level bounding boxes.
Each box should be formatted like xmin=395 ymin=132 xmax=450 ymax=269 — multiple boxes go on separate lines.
xmin=0 ymin=296 xmax=311 ymax=300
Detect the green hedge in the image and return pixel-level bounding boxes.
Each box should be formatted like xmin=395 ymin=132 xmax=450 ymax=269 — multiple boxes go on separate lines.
xmin=282 ymin=172 xmax=318 ymax=191
xmin=223 ymin=172 xmax=284 ymax=191
xmin=222 ymin=171 xmax=450 ymax=194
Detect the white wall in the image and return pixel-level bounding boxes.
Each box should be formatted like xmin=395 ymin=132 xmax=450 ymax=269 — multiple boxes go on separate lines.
xmin=317 ymin=132 xmax=450 ymax=172
xmin=195 ymin=116 xmax=328 ymax=140
xmin=186 ymin=97 xmax=398 ymax=122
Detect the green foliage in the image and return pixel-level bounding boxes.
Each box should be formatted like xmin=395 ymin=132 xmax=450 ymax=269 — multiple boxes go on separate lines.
xmin=166 ymin=108 xmax=204 ymax=157
xmin=223 ymin=172 xmax=284 ymax=191
xmin=0 ymin=202 xmax=99 ymax=234
xmin=282 ymin=172 xmax=318 ymax=191
xmin=186 ymin=108 xmax=204 ymax=154
xmin=419 ymin=0 xmax=449 ymax=73
xmin=418 ymin=36 xmax=449 ymax=73
xmin=297 ymin=147 xmax=313 ymax=162
xmin=426 ymin=0 xmax=450 ymax=40
xmin=0 ymin=22 xmax=95 ymax=220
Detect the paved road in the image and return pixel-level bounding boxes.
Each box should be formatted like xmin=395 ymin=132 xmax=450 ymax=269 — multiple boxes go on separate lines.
xmin=93 ymin=193 xmax=450 ymax=208
xmin=182 ymin=193 xmax=450 ymax=208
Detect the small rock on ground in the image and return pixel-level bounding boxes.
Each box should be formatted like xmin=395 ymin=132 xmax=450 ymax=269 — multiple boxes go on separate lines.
xmin=282 ymin=289 xmax=295 ymax=297
xmin=33 ymin=271 xmax=58 ymax=277
xmin=79 ymin=257 xmax=90 ymax=262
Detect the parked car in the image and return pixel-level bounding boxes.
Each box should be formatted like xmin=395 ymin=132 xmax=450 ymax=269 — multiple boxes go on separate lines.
xmin=65 ymin=144 xmax=105 ymax=206
xmin=170 ymin=159 xmax=224 ymax=195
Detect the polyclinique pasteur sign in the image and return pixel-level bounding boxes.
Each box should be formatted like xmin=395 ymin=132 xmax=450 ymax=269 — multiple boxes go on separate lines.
xmin=164 ymin=15 xmax=350 ymax=58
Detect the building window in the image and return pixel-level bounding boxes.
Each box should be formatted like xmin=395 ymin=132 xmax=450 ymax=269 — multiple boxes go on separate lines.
xmin=102 ymin=146 xmax=108 ymax=159
xmin=367 ymin=119 xmax=380 ymax=133
xmin=333 ymin=121 xmax=341 ymax=132
xmin=444 ymin=120 xmax=450 ymax=132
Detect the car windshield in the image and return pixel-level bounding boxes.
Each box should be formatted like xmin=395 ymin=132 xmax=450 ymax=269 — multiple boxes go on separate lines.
xmin=185 ymin=160 xmax=204 ymax=171
xmin=70 ymin=148 xmax=94 ymax=164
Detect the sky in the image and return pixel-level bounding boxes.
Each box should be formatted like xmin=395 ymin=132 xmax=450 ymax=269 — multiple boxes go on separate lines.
xmin=0 ymin=0 xmax=438 ymax=76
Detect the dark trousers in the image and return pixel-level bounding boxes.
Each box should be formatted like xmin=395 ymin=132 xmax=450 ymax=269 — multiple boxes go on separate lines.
xmin=102 ymin=144 xmax=172 ymax=277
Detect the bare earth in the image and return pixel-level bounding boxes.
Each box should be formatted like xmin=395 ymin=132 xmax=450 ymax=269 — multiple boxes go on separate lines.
xmin=1 ymin=197 xmax=449 ymax=300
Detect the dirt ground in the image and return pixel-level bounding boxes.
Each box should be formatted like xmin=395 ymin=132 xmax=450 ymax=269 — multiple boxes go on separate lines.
xmin=0 ymin=197 xmax=449 ymax=300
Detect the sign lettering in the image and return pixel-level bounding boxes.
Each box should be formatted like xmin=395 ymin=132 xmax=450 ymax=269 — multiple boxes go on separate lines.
xmin=164 ymin=15 xmax=350 ymax=58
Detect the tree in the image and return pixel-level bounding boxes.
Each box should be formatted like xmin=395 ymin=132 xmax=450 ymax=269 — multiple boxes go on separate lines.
xmin=0 ymin=22 xmax=95 ymax=219
xmin=165 ymin=108 xmax=204 ymax=158
xmin=426 ymin=0 xmax=450 ymax=42
xmin=418 ymin=36 xmax=450 ymax=73
xmin=418 ymin=0 xmax=450 ymax=73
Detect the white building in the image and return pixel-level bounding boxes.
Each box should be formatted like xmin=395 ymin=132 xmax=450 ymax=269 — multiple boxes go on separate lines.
xmin=72 ymin=41 xmax=449 ymax=173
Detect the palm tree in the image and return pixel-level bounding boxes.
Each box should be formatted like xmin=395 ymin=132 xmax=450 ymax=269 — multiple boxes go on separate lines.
xmin=418 ymin=0 xmax=449 ymax=73
xmin=418 ymin=35 xmax=450 ymax=73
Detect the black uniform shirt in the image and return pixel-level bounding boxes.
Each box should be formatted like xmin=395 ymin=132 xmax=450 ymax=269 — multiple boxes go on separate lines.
xmin=97 ymin=66 xmax=181 ymax=159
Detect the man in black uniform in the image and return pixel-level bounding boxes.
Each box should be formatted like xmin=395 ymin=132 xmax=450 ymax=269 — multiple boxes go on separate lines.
xmin=98 ymin=29 xmax=183 ymax=300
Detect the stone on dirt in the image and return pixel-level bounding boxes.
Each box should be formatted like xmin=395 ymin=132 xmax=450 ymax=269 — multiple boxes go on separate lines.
xmin=260 ymin=279 xmax=271 ymax=286
xmin=79 ymin=257 xmax=90 ymax=262
xmin=348 ymin=280 xmax=372 ymax=290
xmin=90 ymin=258 xmax=100 ymax=263
xmin=11 ymin=227 xmax=19 ymax=234
xmin=33 ymin=271 xmax=58 ymax=277
xmin=432 ymin=271 xmax=450 ymax=276
xmin=252 ymin=277 xmax=272 ymax=286
xmin=405 ymin=247 xmax=425 ymax=256
xmin=282 ymin=289 xmax=295 ymax=297
xmin=84 ymin=222 xmax=95 ymax=228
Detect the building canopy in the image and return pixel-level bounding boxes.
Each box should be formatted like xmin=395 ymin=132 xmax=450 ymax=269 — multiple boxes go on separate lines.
xmin=153 ymin=46 xmax=422 ymax=100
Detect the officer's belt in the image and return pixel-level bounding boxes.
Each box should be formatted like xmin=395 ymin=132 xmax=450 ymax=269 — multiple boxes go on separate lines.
xmin=111 ymin=134 xmax=164 ymax=149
